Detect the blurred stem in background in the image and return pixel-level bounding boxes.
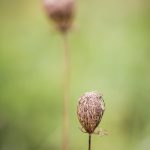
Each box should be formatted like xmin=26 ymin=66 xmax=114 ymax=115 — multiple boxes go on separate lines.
xmin=62 ymin=33 xmax=70 ymax=150
xmin=43 ymin=1 xmax=75 ymax=149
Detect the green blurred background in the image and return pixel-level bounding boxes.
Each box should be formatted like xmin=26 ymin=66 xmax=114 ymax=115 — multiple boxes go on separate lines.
xmin=0 ymin=0 xmax=150 ymax=150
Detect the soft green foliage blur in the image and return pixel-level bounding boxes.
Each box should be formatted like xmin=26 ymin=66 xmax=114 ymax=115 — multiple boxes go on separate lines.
xmin=0 ymin=0 xmax=150 ymax=150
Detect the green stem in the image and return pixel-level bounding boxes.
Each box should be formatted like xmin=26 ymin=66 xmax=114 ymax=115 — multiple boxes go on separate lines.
xmin=88 ymin=134 xmax=91 ymax=150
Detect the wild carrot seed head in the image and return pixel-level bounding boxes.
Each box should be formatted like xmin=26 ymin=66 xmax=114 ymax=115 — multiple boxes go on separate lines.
xmin=44 ymin=0 xmax=75 ymax=33
xmin=77 ymin=91 xmax=105 ymax=134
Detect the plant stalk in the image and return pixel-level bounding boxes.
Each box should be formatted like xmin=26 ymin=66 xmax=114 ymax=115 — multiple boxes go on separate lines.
xmin=62 ymin=33 xmax=70 ymax=150
xmin=88 ymin=134 xmax=91 ymax=150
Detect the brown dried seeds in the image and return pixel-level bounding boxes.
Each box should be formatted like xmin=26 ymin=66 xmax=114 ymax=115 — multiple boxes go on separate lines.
xmin=77 ymin=91 xmax=105 ymax=134
xmin=44 ymin=0 xmax=75 ymax=33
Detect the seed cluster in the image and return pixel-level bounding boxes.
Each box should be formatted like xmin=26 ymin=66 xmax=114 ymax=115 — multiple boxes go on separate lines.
xmin=77 ymin=91 xmax=105 ymax=134
xmin=44 ymin=0 xmax=75 ymax=33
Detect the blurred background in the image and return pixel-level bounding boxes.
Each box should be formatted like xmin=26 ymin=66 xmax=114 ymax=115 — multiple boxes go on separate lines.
xmin=0 ymin=0 xmax=150 ymax=150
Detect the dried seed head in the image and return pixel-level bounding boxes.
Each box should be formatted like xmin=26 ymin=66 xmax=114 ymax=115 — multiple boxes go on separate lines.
xmin=43 ymin=0 xmax=75 ymax=33
xmin=77 ymin=91 xmax=105 ymax=134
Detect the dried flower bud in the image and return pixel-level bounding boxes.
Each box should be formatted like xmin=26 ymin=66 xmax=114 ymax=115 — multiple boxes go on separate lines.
xmin=43 ymin=0 xmax=75 ymax=33
xmin=77 ymin=91 xmax=105 ymax=134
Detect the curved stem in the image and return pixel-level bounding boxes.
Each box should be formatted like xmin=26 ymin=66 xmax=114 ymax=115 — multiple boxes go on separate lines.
xmin=88 ymin=134 xmax=92 ymax=150
xmin=62 ymin=33 xmax=70 ymax=150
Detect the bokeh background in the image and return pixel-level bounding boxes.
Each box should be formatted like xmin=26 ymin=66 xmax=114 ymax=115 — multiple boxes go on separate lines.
xmin=0 ymin=0 xmax=150 ymax=150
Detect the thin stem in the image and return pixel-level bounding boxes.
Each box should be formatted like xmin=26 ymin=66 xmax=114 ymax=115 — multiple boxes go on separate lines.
xmin=88 ymin=134 xmax=91 ymax=150
xmin=62 ymin=33 xmax=70 ymax=150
